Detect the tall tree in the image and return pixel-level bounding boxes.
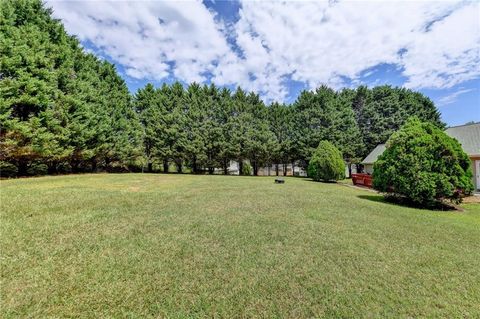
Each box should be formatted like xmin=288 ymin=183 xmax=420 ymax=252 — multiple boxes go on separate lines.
xmin=135 ymin=83 xmax=160 ymax=172
xmin=354 ymin=85 xmax=443 ymax=156
xmin=268 ymin=102 xmax=292 ymax=175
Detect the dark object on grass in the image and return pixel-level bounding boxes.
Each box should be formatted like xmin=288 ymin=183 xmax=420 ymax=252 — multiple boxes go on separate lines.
xmin=275 ymin=179 xmax=285 ymax=184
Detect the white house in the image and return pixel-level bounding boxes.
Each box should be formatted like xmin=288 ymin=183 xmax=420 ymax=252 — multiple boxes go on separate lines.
xmin=214 ymin=160 xmax=307 ymax=176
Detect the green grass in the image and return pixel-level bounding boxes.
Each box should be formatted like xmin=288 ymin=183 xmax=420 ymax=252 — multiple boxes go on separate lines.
xmin=1 ymin=174 xmax=479 ymax=318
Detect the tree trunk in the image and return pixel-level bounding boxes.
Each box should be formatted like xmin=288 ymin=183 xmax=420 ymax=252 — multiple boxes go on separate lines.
xmin=253 ymin=161 xmax=258 ymax=176
xmin=283 ymin=163 xmax=287 ymax=176
xmin=208 ymin=167 xmax=214 ymax=174
xmin=192 ymin=156 xmax=197 ymax=174
xmin=276 ymin=164 xmax=279 ymax=176
xmin=223 ymin=158 xmax=228 ymax=175
xmin=176 ymin=160 xmax=182 ymax=173
xmin=347 ymin=163 xmax=352 ymax=178
xmin=91 ymin=159 xmax=97 ymax=173
xmin=47 ymin=161 xmax=57 ymax=175
xmin=70 ymin=160 xmax=79 ymax=174
xmin=17 ymin=161 xmax=28 ymax=176
xmin=147 ymin=161 xmax=153 ymax=173
xmin=163 ymin=160 xmax=169 ymax=173
xmin=239 ymin=160 xmax=243 ymax=176
xmin=291 ymin=162 xmax=295 ymax=176
xmin=105 ymin=157 xmax=111 ymax=171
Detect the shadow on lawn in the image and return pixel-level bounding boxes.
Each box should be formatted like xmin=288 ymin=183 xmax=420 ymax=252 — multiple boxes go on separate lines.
xmin=357 ymin=194 xmax=459 ymax=211
xmin=302 ymin=179 xmax=337 ymax=183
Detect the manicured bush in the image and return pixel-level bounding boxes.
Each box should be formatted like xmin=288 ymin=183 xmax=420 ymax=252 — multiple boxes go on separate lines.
xmin=26 ymin=163 xmax=48 ymax=176
xmin=373 ymin=117 xmax=474 ymax=207
xmin=308 ymin=140 xmax=345 ymax=182
xmin=0 ymin=161 xmax=18 ymax=178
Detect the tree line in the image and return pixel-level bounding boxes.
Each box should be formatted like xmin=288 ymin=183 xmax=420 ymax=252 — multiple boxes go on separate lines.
xmin=0 ymin=0 xmax=443 ymax=177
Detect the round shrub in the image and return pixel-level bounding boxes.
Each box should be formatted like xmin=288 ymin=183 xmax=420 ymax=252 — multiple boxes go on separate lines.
xmin=373 ymin=118 xmax=474 ymax=207
xmin=308 ymin=140 xmax=345 ymax=182
xmin=26 ymin=163 xmax=48 ymax=176
xmin=0 ymin=161 xmax=18 ymax=178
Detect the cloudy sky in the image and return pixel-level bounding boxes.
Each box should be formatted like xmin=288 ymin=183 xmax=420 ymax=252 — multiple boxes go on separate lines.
xmin=48 ymin=0 xmax=479 ymax=126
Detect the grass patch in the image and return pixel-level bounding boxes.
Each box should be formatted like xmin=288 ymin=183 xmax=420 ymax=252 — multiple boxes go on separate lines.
xmin=1 ymin=174 xmax=480 ymax=317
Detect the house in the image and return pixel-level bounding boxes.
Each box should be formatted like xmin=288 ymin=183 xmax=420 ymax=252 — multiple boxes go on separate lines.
xmin=360 ymin=122 xmax=480 ymax=191
xmin=361 ymin=144 xmax=386 ymax=174
xmin=446 ymin=123 xmax=480 ymax=191
xmin=257 ymin=163 xmax=307 ymax=177
xmin=214 ymin=160 xmax=307 ymax=176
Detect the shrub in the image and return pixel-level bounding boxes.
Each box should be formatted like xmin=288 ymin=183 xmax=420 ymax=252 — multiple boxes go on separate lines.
xmin=241 ymin=162 xmax=252 ymax=176
xmin=56 ymin=162 xmax=72 ymax=174
xmin=26 ymin=163 xmax=48 ymax=176
xmin=308 ymin=140 xmax=345 ymax=182
xmin=373 ymin=117 xmax=474 ymax=207
xmin=0 ymin=161 xmax=18 ymax=178
xmin=106 ymin=162 xmax=130 ymax=173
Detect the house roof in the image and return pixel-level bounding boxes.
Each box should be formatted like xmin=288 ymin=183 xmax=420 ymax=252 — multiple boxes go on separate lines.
xmin=361 ymin=122 xmax=480 ymax=165
xmin=361 ymin=144 xmax=386 ymax=164
xmin=445 ymin=122 xmax=480 ymax=157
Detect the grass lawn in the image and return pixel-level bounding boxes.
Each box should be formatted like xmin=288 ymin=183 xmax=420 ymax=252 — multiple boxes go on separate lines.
xmin=1 ymin=174 xmax=479 ymax=318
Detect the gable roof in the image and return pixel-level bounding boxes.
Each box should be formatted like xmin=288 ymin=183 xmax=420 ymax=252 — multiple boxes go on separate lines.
xmin=445 ymin=122 xmax=480 ymax=157
xmin=361 ymin=122 xmax=480 ymax=165
xmin=361 ymin=144 xmax=386 ymax=164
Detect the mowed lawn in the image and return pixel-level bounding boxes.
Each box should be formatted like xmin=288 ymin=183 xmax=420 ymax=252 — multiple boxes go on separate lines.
xmin=1 ymin=174 xmax=479 ymax=318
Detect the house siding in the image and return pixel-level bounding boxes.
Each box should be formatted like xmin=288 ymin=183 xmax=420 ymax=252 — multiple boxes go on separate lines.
xmin=471 ymin=156 xmax=480 ymax=191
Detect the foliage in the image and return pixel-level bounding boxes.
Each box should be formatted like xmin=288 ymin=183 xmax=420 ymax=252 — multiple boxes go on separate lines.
xmin=241 ymin=162 xmax=252 ymax=176
xmin=0 ymin=161 xmax=18 ymax=177
xmin=1 ymin=0 xmax=446 ymax=177
xmin=373 ymin=118 xmax=474 ymax=206
xmin=308 ymin=141 xmax=345 ymax=182
xmin=26 ymin=162 xmax=48 ymax=176
xmin=0 ymin=0 xmax=141 ymax=176
xmin=292 ymin=86 xmax=364 ymax=166
xmin=349 ymin=85 xmax=443 ymax=157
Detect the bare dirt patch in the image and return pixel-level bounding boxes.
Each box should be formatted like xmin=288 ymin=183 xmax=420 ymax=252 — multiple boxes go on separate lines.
xmin=463 ymin=195 xmax=480 ymax=204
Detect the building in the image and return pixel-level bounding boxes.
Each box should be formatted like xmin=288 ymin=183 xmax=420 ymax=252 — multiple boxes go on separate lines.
xmin=445 ymin=123 xmax=480 ymax=191
xmin=360 ymin=144 xmax=386 ymax=174
xmin=361 ymin=122 xmax=480 ymax=191
xmin=214 ymin=160 xmax=307 ymax=176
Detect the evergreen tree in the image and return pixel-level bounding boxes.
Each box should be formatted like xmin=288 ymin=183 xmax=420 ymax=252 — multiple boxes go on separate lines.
xmin=268 ymin=102 xmax=292 ymax=175
xmin=292 ymin=86 xmax=360 ymax=169
xmin=134 ymin=83 xmax=160 ymax=172
xmin=0 ymin=0 xmax=448 ymax=179
xmin=354 ymin=85 xmax=443 ymax=156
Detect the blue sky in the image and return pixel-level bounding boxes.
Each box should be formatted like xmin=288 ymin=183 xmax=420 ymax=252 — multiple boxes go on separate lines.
xmin=49 ymin=0 xmax=479 ymax=126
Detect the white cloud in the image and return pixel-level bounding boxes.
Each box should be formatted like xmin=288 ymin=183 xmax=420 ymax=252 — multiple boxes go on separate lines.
xmin=48 ymin=0 xmax=480 ymax=103
xmin=48 ymin=0 xmax=231 ymax=83
xmin=437 ymin=88 xmax=475 ymax=106
xmin=225 ymin=0 xmax=480 ymax=101
xmin=401 ymin=3 xmax=480 ymax=89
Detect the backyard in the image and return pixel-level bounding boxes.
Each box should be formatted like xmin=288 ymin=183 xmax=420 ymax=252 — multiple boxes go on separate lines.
xmin=1 ymin=174 xmax=479 ymax=318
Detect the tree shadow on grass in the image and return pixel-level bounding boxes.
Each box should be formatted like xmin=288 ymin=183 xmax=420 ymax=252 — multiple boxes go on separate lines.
xmin=302 ymin=179 xmax=337 ymax=183
xmin=357 ymin=194 xmax=460 ymax=211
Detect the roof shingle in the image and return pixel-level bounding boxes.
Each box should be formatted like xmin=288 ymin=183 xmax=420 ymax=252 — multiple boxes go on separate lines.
xmin=361 ymin=144 xmax=386 ymax=164
xmin=446 ymin=122 xmax=480 ymax=156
